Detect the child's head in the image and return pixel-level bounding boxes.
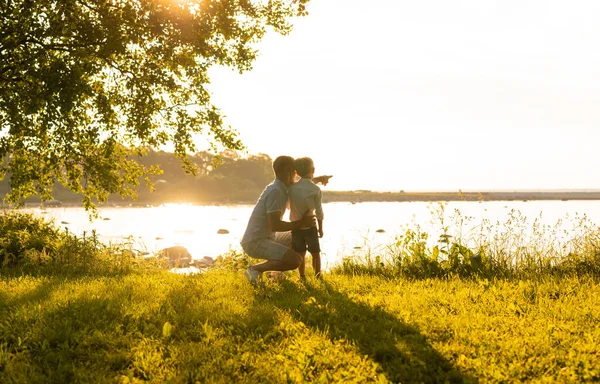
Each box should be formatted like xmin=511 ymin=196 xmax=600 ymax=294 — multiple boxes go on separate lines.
xmin=294 ymin=157 xmax=315 ymax=179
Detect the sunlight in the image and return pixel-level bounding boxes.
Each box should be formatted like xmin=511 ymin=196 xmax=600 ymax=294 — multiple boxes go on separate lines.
xmin=157 ymin=0 xmax=201 ymax=15
xmin=156 ymin=203 xmax=198 ymax=232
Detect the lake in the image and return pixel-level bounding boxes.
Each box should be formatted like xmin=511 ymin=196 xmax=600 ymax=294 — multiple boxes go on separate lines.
xmin=18 ymin=200 xmax=600 ymax=269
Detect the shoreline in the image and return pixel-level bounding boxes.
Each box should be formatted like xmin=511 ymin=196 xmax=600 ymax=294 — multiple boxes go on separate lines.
xmin=322 ymin=190 xmax=600 ymax=203
xmin=4 ymin=190 xmax=600 ymax=208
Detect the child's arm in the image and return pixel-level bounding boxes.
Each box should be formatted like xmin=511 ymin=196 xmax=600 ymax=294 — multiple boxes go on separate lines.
xmin=312 ymin=175 xmax=333 ymax=186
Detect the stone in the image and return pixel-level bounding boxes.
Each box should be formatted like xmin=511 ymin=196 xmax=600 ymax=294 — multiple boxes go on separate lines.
xmin=217 ymin=229 xmax=229 ymax=234
xmin=376 ymin=229 xmax=385 ymax=233
xmin=194 ymin=257 xmax=216 ymax=268
xmin=159 ymin=246 xmax=193 ymax=268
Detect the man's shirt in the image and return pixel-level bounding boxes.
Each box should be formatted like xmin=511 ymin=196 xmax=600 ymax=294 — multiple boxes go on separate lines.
xmin=288 ymin=178 xmax=324 ymax=228
xmin=241 ymin=179 xmax=288 ymax=245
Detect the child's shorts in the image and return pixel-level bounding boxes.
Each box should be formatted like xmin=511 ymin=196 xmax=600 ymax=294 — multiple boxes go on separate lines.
xmin=292 ymin=227 xmax=321 ymax=254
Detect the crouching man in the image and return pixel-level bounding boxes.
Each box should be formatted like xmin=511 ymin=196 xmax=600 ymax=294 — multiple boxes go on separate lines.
xmin=240 ymin=155 xmax=330 ymax=282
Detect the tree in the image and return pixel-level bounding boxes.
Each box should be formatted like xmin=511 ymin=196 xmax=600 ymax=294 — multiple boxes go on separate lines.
xmin=0 ymin=0 xmax=309 ymax=211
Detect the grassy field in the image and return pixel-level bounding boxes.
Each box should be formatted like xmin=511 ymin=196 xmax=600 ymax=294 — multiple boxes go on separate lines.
xmin=1 ymin=211 xmax=600 ymax=382
xmin=1 ymin=269 xmax=599 ymax=383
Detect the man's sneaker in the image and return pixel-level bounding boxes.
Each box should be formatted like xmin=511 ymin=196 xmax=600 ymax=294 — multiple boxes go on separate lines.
xmin=245 ymin=267 xmax=260 ymax=283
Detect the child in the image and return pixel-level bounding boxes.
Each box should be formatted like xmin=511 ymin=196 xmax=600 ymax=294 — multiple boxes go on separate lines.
xmin=288 ymin=157 xmax=324 ymax=279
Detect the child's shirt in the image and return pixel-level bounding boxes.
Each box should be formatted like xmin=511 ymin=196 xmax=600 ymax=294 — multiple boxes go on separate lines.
xmin=288 ymin=178 xmax=324 ymax=229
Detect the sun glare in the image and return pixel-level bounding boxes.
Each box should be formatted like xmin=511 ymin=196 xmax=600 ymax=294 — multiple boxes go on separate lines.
xmin=158 ymin=0 xmax=200 ymax=14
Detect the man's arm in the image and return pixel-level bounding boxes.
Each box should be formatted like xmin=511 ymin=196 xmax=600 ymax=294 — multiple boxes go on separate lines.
xmin=318 ymin=219 xmax=324 ymax=238
xmin=268 ymin=211 xmax=316 ymax=232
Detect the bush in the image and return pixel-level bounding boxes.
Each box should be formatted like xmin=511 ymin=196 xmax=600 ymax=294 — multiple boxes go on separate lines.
xmin=215 ymin=248 xmax=252 ymax=271
xmin=0 ymin=213 xmax=61 ymax=267
xmin=0 ymin=212 xmax=152 ymax=273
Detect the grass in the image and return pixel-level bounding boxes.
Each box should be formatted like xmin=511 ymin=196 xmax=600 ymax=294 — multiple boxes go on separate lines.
xmin=1 ymin=210 xmax=600 ymax=382
xmin=1 ymin=269 xmax=599 ymax=383
xmin=335 ymin=203 xmax=600 ymax=279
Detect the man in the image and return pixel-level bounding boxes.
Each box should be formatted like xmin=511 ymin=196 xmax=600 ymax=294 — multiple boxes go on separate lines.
xmin=240 ymin=155 xmax=331 ymax=282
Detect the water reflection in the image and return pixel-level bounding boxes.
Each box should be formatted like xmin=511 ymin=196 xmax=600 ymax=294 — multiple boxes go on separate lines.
xmin=19 ymin=201 xmax=600 ymax=268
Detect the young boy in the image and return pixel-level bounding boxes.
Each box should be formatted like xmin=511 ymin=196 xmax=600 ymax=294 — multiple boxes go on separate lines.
xmin=288 ymin=157 xmax=324 ymax=279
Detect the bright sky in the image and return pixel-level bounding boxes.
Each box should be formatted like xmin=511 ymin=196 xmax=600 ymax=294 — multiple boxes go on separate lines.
xmin=206 ymin=0 xmax=600 ymax=192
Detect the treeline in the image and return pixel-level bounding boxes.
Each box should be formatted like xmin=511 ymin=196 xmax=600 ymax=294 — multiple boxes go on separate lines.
xmin=0 ymin=150 xmax=275 ymax=205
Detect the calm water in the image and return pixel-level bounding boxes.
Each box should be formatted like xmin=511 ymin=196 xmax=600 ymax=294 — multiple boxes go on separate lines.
xmin=20 ymin=200 xmax=600 ymax=269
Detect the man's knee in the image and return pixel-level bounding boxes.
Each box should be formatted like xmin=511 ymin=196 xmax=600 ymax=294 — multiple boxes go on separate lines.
xmin=281 ymin=249 xmax=301 ymax=269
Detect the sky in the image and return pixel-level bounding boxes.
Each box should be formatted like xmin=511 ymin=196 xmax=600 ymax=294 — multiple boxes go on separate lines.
xmin=205 ymin=0 xmax=600 ymax=192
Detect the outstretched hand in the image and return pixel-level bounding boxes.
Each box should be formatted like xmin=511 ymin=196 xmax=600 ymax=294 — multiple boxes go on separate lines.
xmin=314 ymin=175 xmax=333 ymax=186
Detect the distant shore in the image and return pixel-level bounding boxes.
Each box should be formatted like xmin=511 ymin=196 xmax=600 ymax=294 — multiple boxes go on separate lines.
xmin=321 ymin=190 xmax=600 ymax=203
xmin=5 ymin=190 xmax=600 ymax=209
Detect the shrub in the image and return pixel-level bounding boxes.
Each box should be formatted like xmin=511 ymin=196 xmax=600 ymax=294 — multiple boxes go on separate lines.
xmin=0 ymin=213 xmax=61 ymax=267
xmin=0 ymin=212 xmax=151 ymax=273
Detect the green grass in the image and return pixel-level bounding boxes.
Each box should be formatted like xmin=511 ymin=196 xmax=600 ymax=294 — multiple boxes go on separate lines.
xmin=335 ymin=203 xmax=600 ymax=280
xmin=1 ymin=269 xmax=599 ymax=383
xmin=1 ymin=211 xmax=600 ymax=382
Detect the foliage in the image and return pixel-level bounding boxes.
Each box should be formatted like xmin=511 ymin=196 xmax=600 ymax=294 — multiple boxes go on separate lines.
xmin=215 ymin=247 xmax=253 ymax=271
xmin=135 ymin=149 xmax=274 ymax=203
xmin=0 ymin=212 xmax=62 ymax=266
xmin=0 ymin=0 xmax=309 ymax=211
xmin=0 ymin=212 xmax=156 ymax=273
xmin=0 ymin=149 xmax=275 ymax=204
xmin=0 ymin=270 xmax=599 ymax=382
xmin=335 ymin=203 xmax=600 ymax=279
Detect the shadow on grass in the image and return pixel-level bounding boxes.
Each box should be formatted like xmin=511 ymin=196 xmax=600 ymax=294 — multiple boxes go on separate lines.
xmin=1 ymin=271 xmax=476 ymax=383
xmin=0 ymin=272 xmax=291 ymax=383
xmin=258 ymin=279 xmax=476 ymax=384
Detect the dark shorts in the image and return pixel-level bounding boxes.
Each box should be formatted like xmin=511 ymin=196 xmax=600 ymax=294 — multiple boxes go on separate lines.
xmin=292 ymin=227 xmax=321 ymax=254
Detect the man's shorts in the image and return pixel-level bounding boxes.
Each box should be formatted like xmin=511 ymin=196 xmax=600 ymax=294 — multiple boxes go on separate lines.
xmin=292 ymin=227 xmax=321 ymax=254
xmin=242 ymin=232 xmax=292 ymax=261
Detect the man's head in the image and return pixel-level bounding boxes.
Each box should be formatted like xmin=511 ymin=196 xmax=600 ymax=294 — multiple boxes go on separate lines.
xmin=294 ymin=157 xmax=315 ymax=179
xmin=272 ymin=155 xmax=296 ymax=186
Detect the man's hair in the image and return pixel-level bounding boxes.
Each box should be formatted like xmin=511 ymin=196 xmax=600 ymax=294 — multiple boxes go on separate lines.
xmin=294 ymin=157 xmax=314 ymax=178
xmin=272 ymin=156 xmax=295 ymax=175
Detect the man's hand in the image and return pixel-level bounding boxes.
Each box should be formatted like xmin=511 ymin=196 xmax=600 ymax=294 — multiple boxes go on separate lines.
xmin=299 ymin=214 xmax=317 ymax=228
xmin=318 ymin=228 xmax=324 ymax=238
xmin=313 ymin=175 xmax=333 ymax=186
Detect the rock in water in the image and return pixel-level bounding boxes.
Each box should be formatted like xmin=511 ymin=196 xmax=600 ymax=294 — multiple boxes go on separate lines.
xmin=376 ymin=229 xmax=385 ymax=233
xmin=217 ymin=229 xmax=229 ymax=234
xmin=194 ymin=256 xmax=216 ymax=268
xmin=159 ymin=246 xmax=193 ymax=268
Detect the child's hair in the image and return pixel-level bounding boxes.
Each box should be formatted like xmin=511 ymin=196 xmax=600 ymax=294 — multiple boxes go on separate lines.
xmin=294 ymin=157 xmax=314 ymax=178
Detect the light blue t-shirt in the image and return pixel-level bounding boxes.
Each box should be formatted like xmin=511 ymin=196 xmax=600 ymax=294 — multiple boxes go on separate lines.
xmin=241 ymin=179 xmax=288 ymax=245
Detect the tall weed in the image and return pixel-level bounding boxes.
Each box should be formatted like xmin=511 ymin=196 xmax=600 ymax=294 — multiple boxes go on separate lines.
xmin=334 ymin=203 xmax=600 ymax=279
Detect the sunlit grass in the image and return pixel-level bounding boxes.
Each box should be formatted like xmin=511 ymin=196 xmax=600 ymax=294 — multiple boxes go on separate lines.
xmin=1 ymin=210 xmax=600 ymax=382
xmin=1 ymin=270 xmax=599 ymax=382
